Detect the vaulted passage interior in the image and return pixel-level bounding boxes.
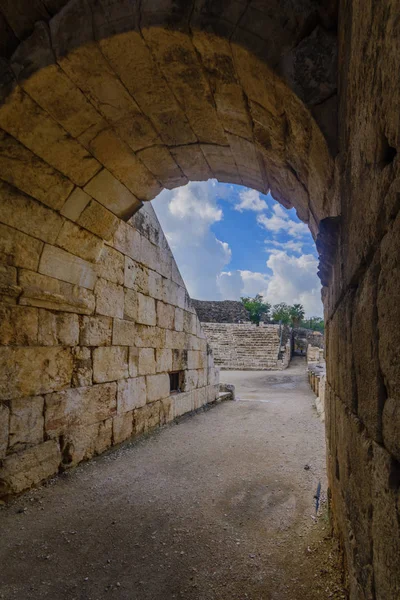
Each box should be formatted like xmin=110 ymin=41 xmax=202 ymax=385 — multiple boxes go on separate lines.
xmin=0 ymin=2 xmax=399 ymax=598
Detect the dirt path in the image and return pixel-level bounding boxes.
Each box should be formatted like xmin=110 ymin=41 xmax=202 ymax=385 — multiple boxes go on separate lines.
xmin=0 ymin=357 xmax=346 ymax=600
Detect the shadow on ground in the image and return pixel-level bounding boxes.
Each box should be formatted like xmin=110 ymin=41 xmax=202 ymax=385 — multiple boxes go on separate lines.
xmin=0 ymin=357 xmax=346 ymax=599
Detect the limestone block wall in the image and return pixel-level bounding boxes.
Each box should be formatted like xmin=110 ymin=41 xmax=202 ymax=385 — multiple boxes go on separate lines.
xmin=307 ymin=345 xmax=324 ymax=363
xmin=321 ymin=3 xmax=400 ymax=597
xmin=201 ymin=323 xmax=290 ymax=371
xmin=0 ymin=200 xmax=219 ymax=498
xmin=280 ymin=338 xmax=292 ymax=370
xmin=308 ymin=366 xmax=326 ymax=422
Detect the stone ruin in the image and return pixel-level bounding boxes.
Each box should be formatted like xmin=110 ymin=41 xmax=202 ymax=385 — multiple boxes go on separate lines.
xmin=201 ymin=322 xmax=291 ymax=371
xmin=308 ymin=344 xmax=326 ymax=422
xmin=194 ymin=300 xmax=291 ymax=370
xmin=293 ymin=327 xmax=325 ymax=355
xmin=0 ymin=1 xmax=399 ymax=596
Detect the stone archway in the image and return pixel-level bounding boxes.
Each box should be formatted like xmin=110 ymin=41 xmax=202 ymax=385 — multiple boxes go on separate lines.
xmin=0 ymin=0 xmax=337 ymax=229
xmin=0 ymin=2 xmax=399 ymax=599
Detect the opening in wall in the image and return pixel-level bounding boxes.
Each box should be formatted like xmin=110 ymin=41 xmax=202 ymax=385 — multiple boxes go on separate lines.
xmin=169 ymin=371 xmax=184 ymax=394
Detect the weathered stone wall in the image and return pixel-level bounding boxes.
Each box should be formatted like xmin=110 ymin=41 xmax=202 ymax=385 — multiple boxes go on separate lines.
xmin=307 ymin=344 xmax=325 ymax=363
xmin=308 ymin=364 xmax=326 ymax=422
xmin=293 ymin=327 xmax=325 ymax=353
xmin=322 ymin=2 xmax=400 ymax=597
xmin=192 ymin=300 xmax=250 ymax=323
xmin=0 ymin=200 xmax=219 ymax=498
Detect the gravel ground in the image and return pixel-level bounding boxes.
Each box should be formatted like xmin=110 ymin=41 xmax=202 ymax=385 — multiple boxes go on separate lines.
xmin=0 ymin=357 xmax=346 ymax=600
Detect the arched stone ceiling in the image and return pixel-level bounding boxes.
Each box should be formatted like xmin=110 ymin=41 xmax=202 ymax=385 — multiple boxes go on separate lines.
xmin=0 ymin=0 xmax=338 ymax=240
xmin=0 ymin=1 xmax=338 ymax=148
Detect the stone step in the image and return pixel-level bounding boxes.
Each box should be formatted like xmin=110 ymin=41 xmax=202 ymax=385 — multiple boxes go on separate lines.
xmin=202 ymin=322 xmax=284 ymax=371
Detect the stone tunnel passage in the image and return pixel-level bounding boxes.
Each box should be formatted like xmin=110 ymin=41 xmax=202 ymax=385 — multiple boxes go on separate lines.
xmin=0 ymin=357 xmax=346 ymax=600
xmin=1 ymin=0 xmax=400 ymax=597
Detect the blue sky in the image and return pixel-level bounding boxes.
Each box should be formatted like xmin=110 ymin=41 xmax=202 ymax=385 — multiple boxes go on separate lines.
xmin=152 ymin=180 xmax=323 ymax=317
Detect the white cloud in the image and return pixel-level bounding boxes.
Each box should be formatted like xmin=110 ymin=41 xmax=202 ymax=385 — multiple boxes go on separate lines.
xmin=152 ymin=181 xmax=322 ymax=317
xmin=272 ymin=204 xmax=288 ymax=219
xmin=217 ymin=270 xmax=270 ymax=299
xmin=265 ymin=239 xmax=305 ymax=254
xmin=217 ymin=271 xmax=245 ymax=299
xmin=216 ymin=259 xmax=322 ymax=317
xmin=213 ymin=258 xmax=322 ymax=317
xmin=234 ymin=189 xmax=268 ymax=212
xmin=152 ymin=181 xmax=231 ymax=300
xmin=257 ymin=204 xmax=309 ymax=238
xmin=240 ymin=270 xmax=271 ymax=295
xmin=263 ymin=251 xmax=322 ymax=317
xmin=165 ymin=181 xmax=223 ymax=237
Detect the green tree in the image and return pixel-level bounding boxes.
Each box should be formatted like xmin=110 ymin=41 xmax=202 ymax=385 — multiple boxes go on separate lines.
xmin=241 ymin=294 xmax=271 ymax=325
xmin=271 ymin=302 xmax=291 ymax=324
xmin=300 ymin=316 xmax=325 ymax=332
xmin=289 ymin=303 xmax=305 ymax=327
